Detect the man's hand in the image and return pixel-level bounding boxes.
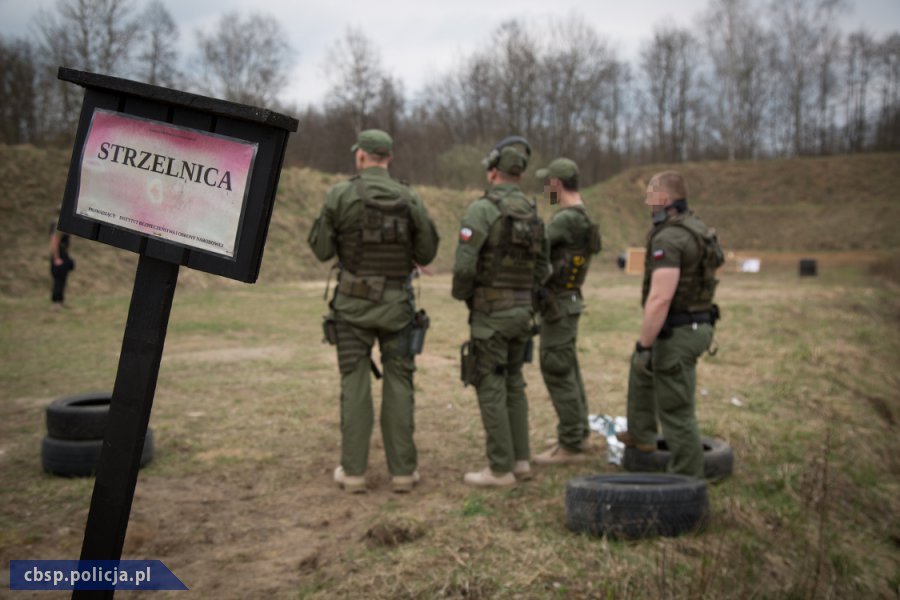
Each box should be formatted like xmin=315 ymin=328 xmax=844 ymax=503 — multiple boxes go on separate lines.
xmin=633 ymin=341 xmax=652 ymax=375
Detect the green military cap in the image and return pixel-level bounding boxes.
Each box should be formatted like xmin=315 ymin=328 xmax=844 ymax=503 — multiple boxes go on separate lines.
xmin=495 ymin=146 xmax=528 ymax=176
xmin=351 ymin=129 xmax=393 ymax=156
xmin=536 ymin=157 xmax=579 ymax=180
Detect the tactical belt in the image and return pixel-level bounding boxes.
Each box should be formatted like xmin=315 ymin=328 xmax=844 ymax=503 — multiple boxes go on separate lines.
xmin=666 ymin=311 xmax=713 ymax=328
xmin=472 ymin=287 xmax=532 ymax=313
xmin=338 ymin=273 xmax=407 ymax=301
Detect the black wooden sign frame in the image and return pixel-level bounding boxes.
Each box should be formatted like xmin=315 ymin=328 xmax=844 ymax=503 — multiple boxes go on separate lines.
xmin=57 ymin=68 xmax=297 ymax=599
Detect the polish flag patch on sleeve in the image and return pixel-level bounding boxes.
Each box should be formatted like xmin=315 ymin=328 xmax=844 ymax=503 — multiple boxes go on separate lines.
xmin=653 ymin=249 xmax=665 ymax=261
xmin=459 ymin=227 xmax=473 ymax=242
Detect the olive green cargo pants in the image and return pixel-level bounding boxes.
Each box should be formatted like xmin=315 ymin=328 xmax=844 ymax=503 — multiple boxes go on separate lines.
xmin=539 ymin=312 xmax=590 ymax=452
xmin=335 ymin=320 xmax=416 ymax=477
xmin=626 ymin=323 xmax=713 ymax=478
xmin=471 ymin=312 xmax=533 ymax=474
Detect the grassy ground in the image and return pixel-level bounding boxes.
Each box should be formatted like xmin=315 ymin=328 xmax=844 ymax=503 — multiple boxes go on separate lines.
xmin=1 ymin=262 xmax=898 ymax=598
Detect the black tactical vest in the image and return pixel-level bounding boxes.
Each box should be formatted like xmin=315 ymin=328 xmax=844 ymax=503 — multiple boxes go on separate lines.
xmin=642 ymin=212 xmax=724 ymax=312
xmin=337 ymin=177 xmax=415 ymax=278
xmin=476 ymin=190 xmax=545 ymax=290
xmin=548 ymin=206 xmax=601 ymax=293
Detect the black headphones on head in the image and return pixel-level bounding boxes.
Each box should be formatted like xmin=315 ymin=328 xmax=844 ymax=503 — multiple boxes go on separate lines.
xmin=483 ymin=135 xmax=532 ymax=171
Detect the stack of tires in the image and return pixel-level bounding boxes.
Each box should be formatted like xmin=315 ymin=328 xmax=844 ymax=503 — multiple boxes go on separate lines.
xmin=41 ymin=392 xmax=155 ymax=477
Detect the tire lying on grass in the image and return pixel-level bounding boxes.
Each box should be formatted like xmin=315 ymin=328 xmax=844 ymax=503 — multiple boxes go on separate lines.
xmin=41 ymin=428 xmax=155 ymax=477
xmin=565 ymin=473 xmax=709 ymax=540
xmin=623 ymin=436 xmax=734 ymax=481
xmin=45 ymin=392 xmax=112 ymax=440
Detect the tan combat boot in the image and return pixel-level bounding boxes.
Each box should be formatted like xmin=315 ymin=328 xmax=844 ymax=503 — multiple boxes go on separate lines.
xmin=545 ymin=434 xmax=598 ymax=453
xmin=463 ymin=468 xmax=516 ymax=488
xmin=333 ymin=466 xmax=366 ymax=493
xmin=615 ymin=431 xmax=656 ymax=452
xmin=533 ymin=444 xmax=588 ymax=465
xmin=392 ymin=470 xmax=421 ymax=493
xmin=513 ymin=460 xmax=533 ymax=481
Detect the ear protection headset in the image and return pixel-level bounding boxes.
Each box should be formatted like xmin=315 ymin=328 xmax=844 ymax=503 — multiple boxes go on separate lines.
xmin=482 ymin=135 xmax=532 ymax=171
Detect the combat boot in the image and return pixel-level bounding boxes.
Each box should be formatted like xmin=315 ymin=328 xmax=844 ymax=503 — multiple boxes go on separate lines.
xmin=513 ymin=460 xmax=533 ymax=481
xmin=545 ymin=433 xmax=598 ymax=453
xmin=533 ymin=444 xmax=588 ymax=465
xmin=615 ymin=431 xmax=656 ymax=452
xmin=333 ymin=466 xmax=366 ymax=493
xmin=463 ymin=468 xmax=516 ymax=488
xmin=392 ymin=470 xmax=421 ymax=493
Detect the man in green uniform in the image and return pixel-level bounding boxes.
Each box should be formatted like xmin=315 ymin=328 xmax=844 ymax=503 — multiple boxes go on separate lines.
xmin=619 ymin=171 xmax=723 ymax=478
xmin=531 ymin=158 xmax=602 ymax=466
xmin=452 ymin=136 xmax=550 ymax=487
xmin=308 ymin=129 xmax=439 ymax=493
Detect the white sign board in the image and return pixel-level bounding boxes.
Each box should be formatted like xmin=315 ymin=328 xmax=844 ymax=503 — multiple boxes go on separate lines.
xmin=75 ymin=109 xmax=258 ymax=259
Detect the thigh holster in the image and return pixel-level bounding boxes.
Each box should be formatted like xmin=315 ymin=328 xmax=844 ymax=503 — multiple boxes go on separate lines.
xmin=335 ymin=320 xmax=371 ymax=374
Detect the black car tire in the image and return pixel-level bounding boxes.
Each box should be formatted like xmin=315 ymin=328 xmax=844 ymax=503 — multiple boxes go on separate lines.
xmin=565 ymin=473 xmax=709 ymax=539
xmin=623 ymin=436 xmax=734 ymax=481
xmin=41 ymin=428 xmax=155 ymax=477
xmin=45 ymin=392 xmax=112 ymax=441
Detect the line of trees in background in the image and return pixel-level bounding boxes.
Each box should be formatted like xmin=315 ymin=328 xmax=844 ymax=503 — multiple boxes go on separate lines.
xmin=2 ymin=0 xmax=898 ymax=187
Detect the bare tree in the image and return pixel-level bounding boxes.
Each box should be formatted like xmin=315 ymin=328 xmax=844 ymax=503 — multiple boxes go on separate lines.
xmin=371 ymin=75 xmax=405 ymax=136
xmin=537 ymin=17 xmax=626 ymax=179
xmin=135 ymin=0 xmax=179 ymax=88
xmin=842 ymin=31 xmax=876 ymax=151
xmin=35 ymin=0 xmax=141 ymax=75
xmin=702 ymin=0 xmax=771 ymax=160
xmin=874 ymin=33 xmax=900 ymax=150
xmin=813 ymin=1 xmax=848 ymax=154
xmin=0 ymin=36 xmax=38 ymax=144
xmin=641 ymin=27 xmax=699 ymax=162
xmin=767 ymin=0 xmax=848 ymax=155
xmin=194 ymin=12 xmax=293 ymax=107
xmin=322 ymin=28 xmax=386 ymax=133
xmin=490 ymin=20 xmax=541 ymax=139
xmin=32 ymin=0 xmax=142 ymax=140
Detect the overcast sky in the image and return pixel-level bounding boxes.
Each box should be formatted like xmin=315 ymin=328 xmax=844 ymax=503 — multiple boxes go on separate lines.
xmin=1 ymin=0 xmax=898 ymax=108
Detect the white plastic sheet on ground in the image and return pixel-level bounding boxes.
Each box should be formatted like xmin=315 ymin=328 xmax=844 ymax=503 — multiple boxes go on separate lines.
xmin=589 ymin=414 xmax=628 ymax=465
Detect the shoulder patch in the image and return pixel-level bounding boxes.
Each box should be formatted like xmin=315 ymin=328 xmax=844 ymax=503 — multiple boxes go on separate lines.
xmin=459 ymin=227 xmax=473 ymax=242
xmin=653 ymin=249 xmax=665 ymax=261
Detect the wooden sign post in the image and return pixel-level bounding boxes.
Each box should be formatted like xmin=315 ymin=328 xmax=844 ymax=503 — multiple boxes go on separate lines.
xmin=56 ymin=68 xmax=298 ymax=598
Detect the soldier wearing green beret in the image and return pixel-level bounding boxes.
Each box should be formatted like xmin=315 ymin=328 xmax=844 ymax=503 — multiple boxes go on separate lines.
xmin=452 ymin=136 xmax=551 ymax=487
xmin=308 ymin=129 xmax=440 ymax=493
xmin=531 ymin=158 xmax=602 ymax=466
xmin=618 ymin=171 xmax=724 ymax=478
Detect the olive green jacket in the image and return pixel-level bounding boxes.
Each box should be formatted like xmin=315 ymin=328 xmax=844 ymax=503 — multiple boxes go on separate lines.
xmin=308 ymin=167 xmax=439 ymax=330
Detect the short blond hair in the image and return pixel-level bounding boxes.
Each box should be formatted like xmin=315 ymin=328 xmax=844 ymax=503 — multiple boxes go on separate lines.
xmin=648 ymin=171 xmax=688 ymax=201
